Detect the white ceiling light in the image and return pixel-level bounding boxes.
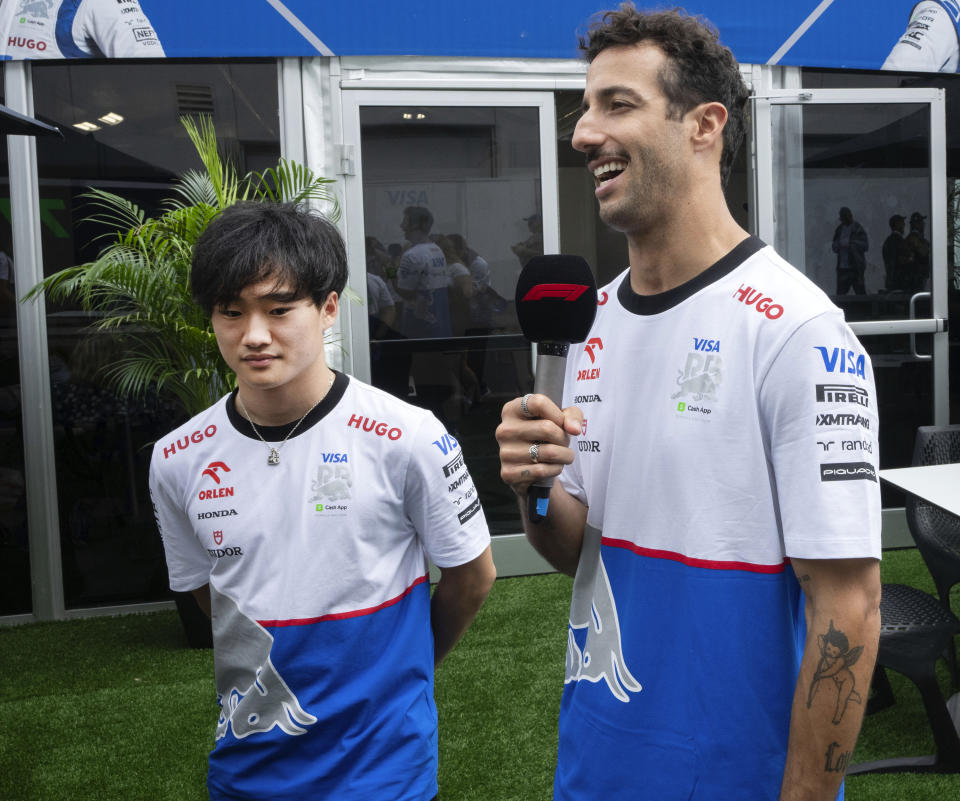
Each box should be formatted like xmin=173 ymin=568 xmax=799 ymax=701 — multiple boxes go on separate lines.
xmin=97 ymin=112 xmax=124 ymax=125
xmin=73 ymin=121 xmax=100 ymax=132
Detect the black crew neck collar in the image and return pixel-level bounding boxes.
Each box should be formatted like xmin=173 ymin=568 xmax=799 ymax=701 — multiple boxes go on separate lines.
xmin=227 ymin=370 xmax=348 ymax=442
xmin=617 ymin=236 xmax=766 ymax=316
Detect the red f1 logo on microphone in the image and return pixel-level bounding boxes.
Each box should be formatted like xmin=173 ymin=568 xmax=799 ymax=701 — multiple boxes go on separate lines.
xmin=584 ymin=338 xmax=603 ymax=363
xmin=522 ymin=283 xmax=590 ymax=302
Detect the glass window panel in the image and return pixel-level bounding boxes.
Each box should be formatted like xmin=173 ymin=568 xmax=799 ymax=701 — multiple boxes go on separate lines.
xmin=31 ymin=60 xmax=279 ymax=609
xmin=0 ymin=87 xmax=31 ymax=616
xmin=359 ymin=105 xmax=539 ymax=536
xmin=770 ymin=103 xmax=932 ymax=322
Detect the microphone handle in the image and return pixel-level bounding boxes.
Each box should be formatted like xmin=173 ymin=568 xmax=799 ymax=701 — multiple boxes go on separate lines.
xmin=528 ymin=342 xmax=569 ymax=524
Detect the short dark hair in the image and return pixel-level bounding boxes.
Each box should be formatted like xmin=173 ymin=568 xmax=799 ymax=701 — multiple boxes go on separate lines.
xmin=191 ymin=201 xmax=347 ymax=315
xmin=403 ymin=206 xmax=434 ymax=233
xmin=579 ymin=4 xmax=749 ymax=188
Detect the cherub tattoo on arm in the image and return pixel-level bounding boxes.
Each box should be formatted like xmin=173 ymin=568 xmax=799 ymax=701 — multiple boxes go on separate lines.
xmin=806 ymin=620 xmax=864 ymax=725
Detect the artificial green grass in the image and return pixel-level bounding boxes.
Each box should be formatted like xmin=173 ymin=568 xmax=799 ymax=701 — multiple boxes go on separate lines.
xmin=0 ymin=553 xmax=958 ymax=800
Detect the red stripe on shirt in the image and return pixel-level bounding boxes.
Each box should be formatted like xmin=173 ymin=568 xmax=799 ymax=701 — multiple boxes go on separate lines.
xmin=258 ymin=574 xmax=430 ymax=627
xmin=602 ymin=536 xmax=789 ymax=574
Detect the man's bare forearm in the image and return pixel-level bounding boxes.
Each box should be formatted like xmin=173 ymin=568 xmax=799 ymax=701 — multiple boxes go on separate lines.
xmin=780 ymin=558 xmax=881 ymax=800
xmin=518 ymin=482 xmax=587 ymax=577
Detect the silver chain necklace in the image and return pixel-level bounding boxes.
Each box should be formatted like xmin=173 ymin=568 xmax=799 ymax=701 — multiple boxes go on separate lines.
xmin=236 ymin=372 xmax=335 ymax=465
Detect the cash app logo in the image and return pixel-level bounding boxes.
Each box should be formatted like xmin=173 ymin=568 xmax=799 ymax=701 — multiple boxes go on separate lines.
xmin=677 ymin=402 xmax=686 ymax=412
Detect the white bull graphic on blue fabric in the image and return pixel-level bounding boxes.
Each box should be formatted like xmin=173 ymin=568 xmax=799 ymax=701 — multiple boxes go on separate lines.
xmin=212 ymin=587 xmax=317 ymax=740
xmin=565 ymin=525 xmax=642 ymax=703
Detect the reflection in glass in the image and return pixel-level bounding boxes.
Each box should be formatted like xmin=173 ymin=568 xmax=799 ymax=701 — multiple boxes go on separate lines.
xmin=31 ymin=60 xmax=279 ymax=608
xmin=360 ymin=106 xmax=539 ymax=535
xmin=771 ymin=103 xmax=931 ymax=323
xmin=0 ymin=115 xmax=32 ymax=614
xmin=770 ymin=102 xmax=938 ymax=483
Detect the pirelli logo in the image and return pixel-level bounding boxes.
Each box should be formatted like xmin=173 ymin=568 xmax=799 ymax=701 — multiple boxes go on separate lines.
xmin=443 ymin=452 xmax=465 ymax=478
xmin=816 ymin=384 xmax=869 ymax=407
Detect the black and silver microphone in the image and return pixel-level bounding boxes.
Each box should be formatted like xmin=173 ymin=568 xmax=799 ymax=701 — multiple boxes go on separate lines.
xmin=514 ymin=255 xmax=598 ymax=524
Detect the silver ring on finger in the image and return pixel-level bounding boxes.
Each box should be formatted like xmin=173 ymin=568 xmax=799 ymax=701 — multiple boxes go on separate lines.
xmin=520 ymin=393 xmax=535 ymax=418
xmin=529 ymin=443 xmax=540 ymax=463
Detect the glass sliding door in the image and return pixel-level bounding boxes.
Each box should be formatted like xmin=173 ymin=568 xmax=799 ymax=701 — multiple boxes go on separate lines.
xmin=342 ymin=91 xmax=558 ymax=539
xmin=752 ymin=87 xmax=949 ymax=522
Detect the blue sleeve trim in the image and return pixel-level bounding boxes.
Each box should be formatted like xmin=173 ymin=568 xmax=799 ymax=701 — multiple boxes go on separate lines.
xmin=56 ymin=0 xmax=89 ymax=59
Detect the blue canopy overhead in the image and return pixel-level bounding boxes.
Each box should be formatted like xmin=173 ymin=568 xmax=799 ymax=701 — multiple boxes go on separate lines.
xmin=1 ymin=1 xmax=953 ymax=74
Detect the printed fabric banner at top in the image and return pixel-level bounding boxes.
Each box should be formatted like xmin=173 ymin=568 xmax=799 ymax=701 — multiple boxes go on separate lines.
xmin=1 ymin=0 xmax=957 ymax=73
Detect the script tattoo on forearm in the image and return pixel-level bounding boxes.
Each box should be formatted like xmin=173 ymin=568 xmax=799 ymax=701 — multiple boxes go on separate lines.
xmin=824 ymin=742 xmax=852 ymax=773
xmin=806 ymin=620 xmax=864 ymax=725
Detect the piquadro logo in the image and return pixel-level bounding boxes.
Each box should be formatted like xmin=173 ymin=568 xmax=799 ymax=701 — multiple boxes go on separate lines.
xmin=584 ymin=337 xmax=603 ymax=363
xmin=201 ymin=461 xmax=230 ymax=484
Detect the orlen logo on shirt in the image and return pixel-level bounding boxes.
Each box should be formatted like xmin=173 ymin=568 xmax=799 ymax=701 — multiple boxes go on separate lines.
xmin=732 ymin=284 xmax=784 ymax=319
xmin=347 ymin=414 xmax=402 ymax=440
xmin=163 ymin=425 xmax=218 ymax=459
xmin=201 ymin=461 xmax=231 ymax=484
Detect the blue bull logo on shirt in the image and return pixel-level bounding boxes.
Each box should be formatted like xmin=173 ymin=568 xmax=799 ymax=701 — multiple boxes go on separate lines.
xmin=212 ymin=588 xmax=317 ymax=741
xmin=565 ymin=526 xmax=642 ymax=703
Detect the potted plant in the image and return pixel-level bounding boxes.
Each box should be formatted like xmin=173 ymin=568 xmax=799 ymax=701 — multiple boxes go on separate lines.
xmin=24 ymin=116 xmax=341 ymax=646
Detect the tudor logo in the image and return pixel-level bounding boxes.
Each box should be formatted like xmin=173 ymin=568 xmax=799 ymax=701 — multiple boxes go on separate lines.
xmin=732 ymin=284 xmax=784 ymax=319
xmin=201 ymin=461 xmax=231 ymax=484
xmin=213 ymin=530 xmax=223 ymax=545
xmin=521 ymin=283 xmax=589 ymax=302
xmin=584 ymin=337 xmax=603 ymax=363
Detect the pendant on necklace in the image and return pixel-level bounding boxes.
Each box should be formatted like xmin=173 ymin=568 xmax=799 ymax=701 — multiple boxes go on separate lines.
xmin=268 ymin=448 xmax=280 ymax=466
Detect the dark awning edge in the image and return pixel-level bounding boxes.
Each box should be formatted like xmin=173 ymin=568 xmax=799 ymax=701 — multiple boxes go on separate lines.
xmin=0 ymin=103 xmax=62 ymax=138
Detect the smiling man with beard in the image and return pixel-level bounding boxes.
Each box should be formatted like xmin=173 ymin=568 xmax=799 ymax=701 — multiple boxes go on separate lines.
xmin=496 ymin=6 xmax=881 ymax=800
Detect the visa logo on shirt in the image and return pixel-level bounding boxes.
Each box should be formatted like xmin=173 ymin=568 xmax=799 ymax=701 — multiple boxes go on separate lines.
xmin=321 ymin=453 xmax=348 ymax=463
xmin=433 ymin=434 xmax=459 ymax=455
xmin=814 ymin=346 xmax=866 ymax=379
xmin=693 ymin=338 xmax=720 ymax=352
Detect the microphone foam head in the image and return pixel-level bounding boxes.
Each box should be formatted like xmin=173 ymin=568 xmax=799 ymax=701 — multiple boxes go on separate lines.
xmin=515 ymin=255 xmax=598 ymax=343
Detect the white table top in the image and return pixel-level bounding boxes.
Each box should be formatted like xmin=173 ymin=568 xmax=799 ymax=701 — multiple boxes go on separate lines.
xmin=879 ymin=463 xmax=960 ymax=517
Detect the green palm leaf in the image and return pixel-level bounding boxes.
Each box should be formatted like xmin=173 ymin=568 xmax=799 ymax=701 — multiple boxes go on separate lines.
xmin=22 ymin=117 xmax=341 ymax=417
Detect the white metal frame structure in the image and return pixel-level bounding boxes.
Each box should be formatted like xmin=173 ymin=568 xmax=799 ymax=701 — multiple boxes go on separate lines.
xmin=752 ymin=84 xmax=950 ymax=547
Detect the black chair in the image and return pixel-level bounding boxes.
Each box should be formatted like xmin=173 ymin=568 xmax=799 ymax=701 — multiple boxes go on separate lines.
xmin=906 ymin=425 xmax=960 ymax=688
xmin=848 ymin=584 xmax=960 ymax=774
xmin=849 ymin=425 xmax=960 ymax=774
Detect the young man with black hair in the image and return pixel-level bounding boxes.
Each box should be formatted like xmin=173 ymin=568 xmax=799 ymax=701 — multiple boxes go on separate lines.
xmin=497 ymin=6 xmax=880 ymax=800
xmin=150 ymin=201 xmax=495 ymax=801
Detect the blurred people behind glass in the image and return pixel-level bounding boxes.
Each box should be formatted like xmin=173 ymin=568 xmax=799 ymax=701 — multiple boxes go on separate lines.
xmin=366 ymin=236 xmax=409 ymax=399
xmin=905 ymin=211 xmax=931 ymax=291
xmin=396 ymin=206 xmax=451 ymax=339
xmin=831 ymin=206 xmax=868 ymax=295
xmin=433 ymin=234 xmax=474 ymax=337
xmin=882 ymin=214 xmax=915 ymax=292
xmin=510 ymin=212 xmax=543 ymax=268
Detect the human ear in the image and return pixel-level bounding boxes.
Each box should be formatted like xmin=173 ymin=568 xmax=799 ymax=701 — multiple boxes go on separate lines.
xmin=691 ymin=101 xmax=727 ymax=152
